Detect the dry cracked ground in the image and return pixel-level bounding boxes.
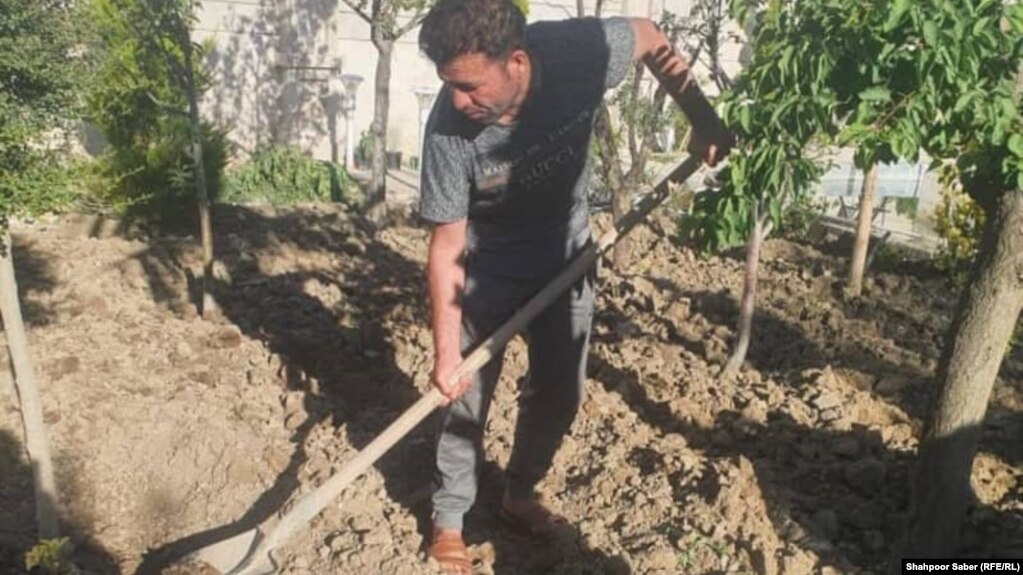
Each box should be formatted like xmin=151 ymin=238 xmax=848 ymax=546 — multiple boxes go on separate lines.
xmin=0 ymin=204 xmax=1020 ymax=575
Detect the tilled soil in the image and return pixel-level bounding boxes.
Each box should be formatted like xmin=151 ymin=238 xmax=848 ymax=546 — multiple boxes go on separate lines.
xmin=0 ymin=204 xmax=1019 ymax=575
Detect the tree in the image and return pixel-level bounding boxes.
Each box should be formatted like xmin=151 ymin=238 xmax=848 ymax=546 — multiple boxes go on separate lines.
xmin=708 ymin=0 xmax=1023 ymax=556
xmin=0 ymin=0 xmax=86 ymax=540
xmin=341 ymin=0 xmax=431 ymax=224
xmin=686 ymin=0 xmax=834 ymax=379
xmin=888 ymin=4 xmax=1023 ymax=558
xmin=143 ymin=0 xmax=218 ymax=316
xmin=86 ymin=0 xmax=225 ymax=316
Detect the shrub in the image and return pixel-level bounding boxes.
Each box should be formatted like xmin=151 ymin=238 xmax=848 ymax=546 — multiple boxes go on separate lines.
xmin=0 ymin=0 xmax=88 ymax=228
xmin=222 ymin=145 xmax=361 ymax=206
xmin=776 ymin=193 xmax=828 ymax=240
xmin=24 ymin=538 xmax=79 ymax=575
xmin=91 ymin=120 xmax=231 ymax=223
xmin=83 ymin=0 xmax=231 ymax=225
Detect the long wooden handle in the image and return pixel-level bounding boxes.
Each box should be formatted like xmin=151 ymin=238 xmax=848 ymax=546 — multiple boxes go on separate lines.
xmin=258 ymin=153 xmax=705 ymax=551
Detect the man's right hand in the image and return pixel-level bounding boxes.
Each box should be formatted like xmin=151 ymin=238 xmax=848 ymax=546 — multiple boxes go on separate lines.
xmin=432 ymin=352 xmax=472 ymax=405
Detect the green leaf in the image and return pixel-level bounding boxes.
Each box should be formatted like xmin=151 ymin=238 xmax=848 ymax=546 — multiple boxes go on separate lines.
xmin=972 ymin=17 xmax=991 ymax=37
xmin=953 ymin=91 xmax=975 ymax=114
xmin=838 ymin=124 xmax=870 ymax=146
xmin=859 ymin=86 xmax=892 ymax=102
xmin=923 ymin=21 xmax=939 ymax=46
xmin=768 ymin=196 xmax=781 ymax=224
xmin=1009 ymin=134 xmax=1023 ymax=158
xmin=780 ymin=45 xmax=795 ymax=79
xmin=884 ymin=0 xmax=912 ymax=32
xmin=1007 ymin=5 xmax=1023 ymax=32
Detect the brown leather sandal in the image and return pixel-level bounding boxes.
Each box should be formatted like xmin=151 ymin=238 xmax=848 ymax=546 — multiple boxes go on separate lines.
xmin=499 ymin=496 xmax=570 ymax=537
xmin=427 ymin=529 xmax=472 ymax=574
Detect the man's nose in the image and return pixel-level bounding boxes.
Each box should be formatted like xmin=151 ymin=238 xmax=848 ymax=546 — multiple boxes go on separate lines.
xmin=450 ymin=88 xmax=472 ymax=111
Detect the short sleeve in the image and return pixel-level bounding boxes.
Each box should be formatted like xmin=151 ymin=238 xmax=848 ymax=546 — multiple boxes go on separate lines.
xmin=601 ymin=17 xmax=636 ymax=89
xmin=418 ymin=125 xmax=471 ymax=224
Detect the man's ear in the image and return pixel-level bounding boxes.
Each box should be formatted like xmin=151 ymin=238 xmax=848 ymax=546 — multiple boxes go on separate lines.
xmin=506 ymin=49 xmax=529 ymax=79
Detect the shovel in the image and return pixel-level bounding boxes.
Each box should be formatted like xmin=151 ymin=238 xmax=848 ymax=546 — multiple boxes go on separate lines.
xmin=187 ymin=153 xmax=705 ymax=575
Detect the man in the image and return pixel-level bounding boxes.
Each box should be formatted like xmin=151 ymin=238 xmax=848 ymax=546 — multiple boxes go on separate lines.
xmin=416 ymin=0 xmax=732 ymax=571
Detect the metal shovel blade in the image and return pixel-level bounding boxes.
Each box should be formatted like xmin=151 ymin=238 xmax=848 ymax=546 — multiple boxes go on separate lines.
xmin=187 ymin=528 xmax=268 ymax=575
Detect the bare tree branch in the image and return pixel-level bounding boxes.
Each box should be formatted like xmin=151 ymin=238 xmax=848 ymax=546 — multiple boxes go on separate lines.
xmin=595 ymin=104 xmax=625 ymax=190
xmin=396 ymin=8 xmax=428 ymax=39
xmin=637 ymin=86 xmax=668 ymax=165
xmin=626 ymin=64 xmax=644 ymax=162
xmin=145 ymin=91 xmax=189 ymax=117
xmin=341 ymin=0 xmax=373 ymax=25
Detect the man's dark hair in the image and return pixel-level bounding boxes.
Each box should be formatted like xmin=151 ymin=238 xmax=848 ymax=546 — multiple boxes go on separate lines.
xmin=419 ymin=0 xmax=526 ymax=66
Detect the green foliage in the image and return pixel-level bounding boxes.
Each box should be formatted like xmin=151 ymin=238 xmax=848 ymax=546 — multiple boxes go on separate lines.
xmin=830 ymin=0 xmax=1023 ymax=199
xmin=0 ymin=0 xmax=88 ymax=232
xmin=683 ymin=0 xmax=841 ymax=252
xmin=679 ymin=167 xmax=753 ymax=251
xmin=24 ymin=538 xmax=79 ymax=575
xmin=356 ymin=130 xmax=373 ymax=168
xmin=95 ymin=119 xmax=230 ymax=222
xmin=685 ymin=0 xmax=1023 ymax=255
xmin=84 ymin=0 xmax=231 ymax=221
xmin=610 ymin=69 xmax=661 ymax=153
xmin=222 ymin=146 xmax=362 ymax=206
xmin=778 ymin=190 xmax=828 ymax=239
xmin=935 ymin=166 xmax=985 ymax=284
xmin=894 ymin=197 xmax=920 ymax=219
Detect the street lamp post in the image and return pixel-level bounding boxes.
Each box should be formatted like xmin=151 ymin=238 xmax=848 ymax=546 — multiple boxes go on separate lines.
xmin=340 ymin=73 xmax=364 ymax=169
xmin=413 ymin=87 xmax=437 ymax=171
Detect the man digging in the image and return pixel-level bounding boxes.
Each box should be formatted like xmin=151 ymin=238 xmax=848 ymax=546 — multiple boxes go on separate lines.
xmin=416 ymin=0 xmax=732 ymax=571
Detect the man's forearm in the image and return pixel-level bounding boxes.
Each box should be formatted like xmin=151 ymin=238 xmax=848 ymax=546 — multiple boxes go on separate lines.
xmin=644 ymin=46 xmax=723 ymax=136
xmin=427 ymin=228 xmax=466 ymax=365
xmin=630 ymin=19 xmax=727 ymax=138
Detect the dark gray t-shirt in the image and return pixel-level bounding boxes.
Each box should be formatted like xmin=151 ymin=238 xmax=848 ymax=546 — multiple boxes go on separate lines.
xmin=419 ymin=17 xmax=635 ymax=284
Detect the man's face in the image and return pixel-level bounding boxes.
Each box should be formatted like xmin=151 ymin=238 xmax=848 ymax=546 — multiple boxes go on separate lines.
xmin=438 ymin=51 xmax=527 ymax=125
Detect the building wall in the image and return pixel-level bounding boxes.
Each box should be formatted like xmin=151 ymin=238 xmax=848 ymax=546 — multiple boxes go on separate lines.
xmin=195 ymin=0 xmax=747 ymax=168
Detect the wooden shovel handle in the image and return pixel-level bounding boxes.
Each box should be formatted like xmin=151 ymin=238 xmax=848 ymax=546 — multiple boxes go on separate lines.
xmin=259 ymin=154 xmax=704 ymax=550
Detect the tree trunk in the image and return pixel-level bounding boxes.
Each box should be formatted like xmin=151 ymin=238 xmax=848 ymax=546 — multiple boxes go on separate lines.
xmin=722 ymin=204 xmax=770 ymax=379
xmin=612 ymin=67 xmax=648 ymax=271
xmin=848 ymin=164 xmax=878 ymax=296
xmin=0 ymin=234 xmax=59 ymax=539
xmin=367 ymin=37 xmax=393 ymax=224
xmin=612 ymin=177 xmax=634 ymax=269
xmin=903 ymin=189 xmax=1023 ymax=558
xmin=183 ymin=44 xmax=217 ymax=317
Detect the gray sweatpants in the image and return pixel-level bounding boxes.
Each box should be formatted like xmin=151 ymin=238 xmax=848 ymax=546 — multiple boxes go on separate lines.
xmin=432 ymin=265 xmax=595 ymax=531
